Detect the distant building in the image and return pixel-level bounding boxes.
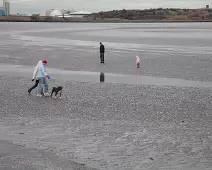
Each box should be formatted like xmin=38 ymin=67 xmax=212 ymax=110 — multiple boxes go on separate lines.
xmin=206 ymin=5 xmax=209 ymax=9
xmin=46 ymin=9 xmax=91 ymax=18
xmin=17 ymin=13 xmax=32 ymax=16
xmin=69 ymin=11 xmax=91 ymax=17
xmin=46 ymin=9 xmax=62 ymax=16
xmin=2 ymin=0 xmax=10 ymax=16
xmin=56 ymin=10 xmax=92 ymax=18
xmin=0 ymin=7 xmax=5 ymax=16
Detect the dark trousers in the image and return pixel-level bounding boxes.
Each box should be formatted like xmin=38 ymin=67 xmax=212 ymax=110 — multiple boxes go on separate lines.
xmin=28 ymin=79 xmax=39 ymax=93
xmin=100 ymin=53 xmax=104 ymax=63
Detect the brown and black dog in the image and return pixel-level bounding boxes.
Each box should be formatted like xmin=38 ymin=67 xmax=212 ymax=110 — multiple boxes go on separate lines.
xmin=51 ymin=86 xmax=63 ymax=99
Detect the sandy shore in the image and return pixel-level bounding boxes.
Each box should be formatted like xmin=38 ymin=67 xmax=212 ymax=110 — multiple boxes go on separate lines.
xmin=0 ymin=22 xmax=212 ymax=170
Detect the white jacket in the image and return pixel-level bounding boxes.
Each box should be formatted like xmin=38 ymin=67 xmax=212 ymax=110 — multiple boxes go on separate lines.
xmin=32 ymin=60 xmax=42 ymax=80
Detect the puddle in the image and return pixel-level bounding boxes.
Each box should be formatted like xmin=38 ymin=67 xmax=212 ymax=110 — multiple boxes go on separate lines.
xmin=1 ymin=64 xmax=212 ymax=88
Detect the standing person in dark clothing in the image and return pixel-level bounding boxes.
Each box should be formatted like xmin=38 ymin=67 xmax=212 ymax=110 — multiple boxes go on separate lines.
xmin=100 ymin=42 xmax=105 ymax=63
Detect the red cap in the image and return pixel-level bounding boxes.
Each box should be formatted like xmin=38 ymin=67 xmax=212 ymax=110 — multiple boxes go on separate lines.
xmin=42 ymin=60 xmax=48 ymax=65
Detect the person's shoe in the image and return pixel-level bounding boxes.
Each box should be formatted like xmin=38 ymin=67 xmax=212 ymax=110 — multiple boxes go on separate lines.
xmin=36 ymin=94 xmax=42 ymax=97
xmin=44 ymin=93 xmax=50 ymax=97
xmin=28 ymin=90 xmax=31 ymax=95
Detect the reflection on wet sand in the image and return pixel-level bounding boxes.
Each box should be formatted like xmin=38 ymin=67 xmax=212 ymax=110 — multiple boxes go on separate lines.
xmin=100 ymin=73 xmax=105 ymax=83
xmin=1 ymin=64 xmax=212 ymax=88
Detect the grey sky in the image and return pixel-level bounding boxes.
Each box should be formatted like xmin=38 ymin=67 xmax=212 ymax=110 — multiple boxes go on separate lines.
xmin=1 ymin=0 xmax=212 ymax=14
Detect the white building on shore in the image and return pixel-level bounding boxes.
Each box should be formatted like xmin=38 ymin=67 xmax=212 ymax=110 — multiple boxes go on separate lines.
xmin=1 ymin=0 xmax=10 ymax=16
xmin=68 ymin=10 xmax=91 ymax=17
xmin=46 ymin=9 xmax=62 ymax=16
xmin=46 ymin=9 xmax=91 ymax=17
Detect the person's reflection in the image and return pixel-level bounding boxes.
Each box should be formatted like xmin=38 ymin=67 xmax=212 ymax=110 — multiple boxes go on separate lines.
xmin=136 ymin=74 xmax=140 ymax=84
xmin=100 ymin=72 xmax=105 ymax=82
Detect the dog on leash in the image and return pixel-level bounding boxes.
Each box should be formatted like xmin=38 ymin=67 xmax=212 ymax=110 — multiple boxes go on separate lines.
xmin=51 ymin=86 xmax=63 ymax=99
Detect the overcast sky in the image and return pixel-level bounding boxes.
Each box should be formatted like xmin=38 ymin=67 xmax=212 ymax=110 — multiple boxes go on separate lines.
xmin=1 ymin=0 xmax=211 ymax=14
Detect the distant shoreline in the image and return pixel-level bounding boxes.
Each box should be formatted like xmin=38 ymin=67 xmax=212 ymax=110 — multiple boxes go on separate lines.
xmin=0 ymin=16 xmax=211 ymax=23
xmin=2 ymin=8 xmax=212 ymax=23
xmin=0 ymin=20 xmax=211 ymax=23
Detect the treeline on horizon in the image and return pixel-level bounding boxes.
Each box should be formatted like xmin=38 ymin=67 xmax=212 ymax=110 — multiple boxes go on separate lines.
xmin=87 ymin=8 xmax=212 ymax=20
xmin=1 ymin=8 xmax=212 ymax=22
